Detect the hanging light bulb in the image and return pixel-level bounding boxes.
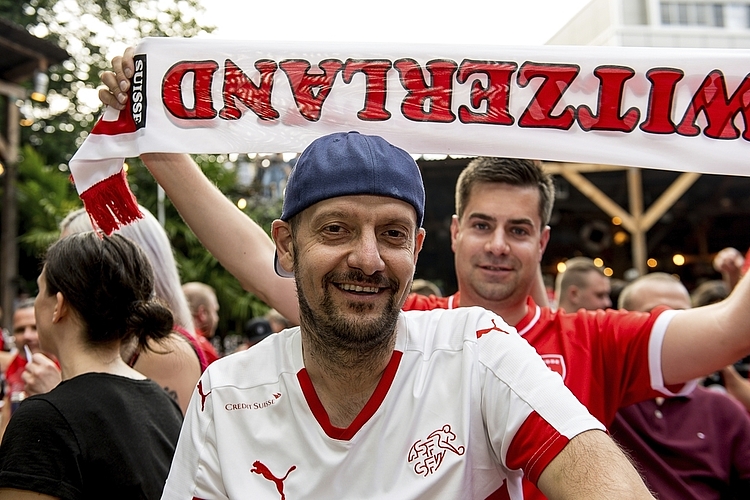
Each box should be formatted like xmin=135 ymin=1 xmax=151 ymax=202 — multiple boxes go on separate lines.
xmin=30 ymin=70 xmax=49 ymax=102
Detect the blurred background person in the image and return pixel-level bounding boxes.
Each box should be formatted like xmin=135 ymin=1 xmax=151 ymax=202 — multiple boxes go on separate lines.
xmin=608 ymin=278 xmax=629 ymax=311
xmin=410 ymin=278 xmax=443 ymax=297
xmin=60 ymin=206 xmax=204 ymax=413
xmin=234 ymin=317 xmax=274 ymax=353
xmin=713 ymin=247 xmax=749 ymax=292
xmin=182 ymin=282 xmax=221 ymax=365
xmin=611 ymin=272 xmax=750 ymax=500
xmin=0 ymin=299 xmax=36 ymax=439
xmin=691 ymin=280 xmax=729 ymax=308
xmin=0 ymin=232 xmax=183 ymax=499
xmin=264 ymin=308 xmax=291 ymax=333
xmin=555 ymin=257 xmax=612 ymax=312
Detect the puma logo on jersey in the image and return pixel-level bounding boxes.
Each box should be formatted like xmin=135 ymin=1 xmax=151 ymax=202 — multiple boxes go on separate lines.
xmin=197 ymin=380 xmax=212 ymax=411
xmin=408 ymin=424 xmax=466 ymax=477
xmin=251 ymin=461 xmax=296 ymax=500
xmin=476 ymin=318 xmax=510 ymax=338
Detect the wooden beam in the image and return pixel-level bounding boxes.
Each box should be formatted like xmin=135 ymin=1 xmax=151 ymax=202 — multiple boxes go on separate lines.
xmin=543 ymin=162 xmax=627 ymax=175
xmin=559 ymin=169 xmax=637 ymax=232
xmin=0 ymin=80 xmax=27 ymax=100
xmin=627 ymin=168 xmax=647 ymax=276
xmin=640 ymin=172 xmax=701 ymax=231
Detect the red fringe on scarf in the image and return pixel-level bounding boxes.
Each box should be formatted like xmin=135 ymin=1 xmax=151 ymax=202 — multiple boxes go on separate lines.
xmin=79 ymin=169 xmax=143 ymax=235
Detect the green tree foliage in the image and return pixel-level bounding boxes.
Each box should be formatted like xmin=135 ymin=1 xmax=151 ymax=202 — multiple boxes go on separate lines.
xmin=126 ymin=154 xmax=284 ymax=338
xmin=14 ymin=145 xmax=82 ymax=295
xmin=2 ymin=0 xmax=212 ymax=165
xmin=2 ymin=1 xmax=279 ymax=341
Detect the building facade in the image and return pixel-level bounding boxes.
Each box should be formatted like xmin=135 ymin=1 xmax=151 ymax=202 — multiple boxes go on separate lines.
xmin=548 ymin=0 xmax=750 ymax=47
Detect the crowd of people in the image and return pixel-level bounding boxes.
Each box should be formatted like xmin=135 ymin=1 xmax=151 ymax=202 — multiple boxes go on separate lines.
xmin=0 ymin=45 xmax=748 ymax=499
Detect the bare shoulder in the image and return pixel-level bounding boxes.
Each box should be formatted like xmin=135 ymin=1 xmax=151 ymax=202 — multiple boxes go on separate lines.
xmin=132 ymin=332 xmax=202 ymax=414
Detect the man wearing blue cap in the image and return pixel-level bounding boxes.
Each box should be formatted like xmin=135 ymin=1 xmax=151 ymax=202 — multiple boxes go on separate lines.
xmin=155 ymin=131 xmax=654 ymax=499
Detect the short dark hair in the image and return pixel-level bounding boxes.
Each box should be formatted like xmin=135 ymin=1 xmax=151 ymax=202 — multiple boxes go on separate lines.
xmin=555 ymin=257 xmax=604 ymax=299
xmin=456 ymin=157 xmax=555 ymax=226
xmin=43 ymin=232 xmax=173 ymax=351
xmin=691 ymin=280 xmax=729 ymax=307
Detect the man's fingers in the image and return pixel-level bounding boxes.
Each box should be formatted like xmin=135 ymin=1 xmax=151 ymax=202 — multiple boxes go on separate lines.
xmin=98 ymin=85 xmax=124 ymax=110
xmin=100 ymin=70 xmax=127 ymax=109
xmin=122 ymin=46 xmax=135 ymax=78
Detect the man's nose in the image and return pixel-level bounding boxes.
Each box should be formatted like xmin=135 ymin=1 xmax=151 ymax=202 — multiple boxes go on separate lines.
xmin=485 ymin=230 xmax=510 ymax=255
xmin=347 ymin=232 xmax=386 ymax=275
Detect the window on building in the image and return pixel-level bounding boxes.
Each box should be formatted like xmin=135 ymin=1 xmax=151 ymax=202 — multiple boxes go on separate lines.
xmin=660 ymin=2 xmax=725 ymax=27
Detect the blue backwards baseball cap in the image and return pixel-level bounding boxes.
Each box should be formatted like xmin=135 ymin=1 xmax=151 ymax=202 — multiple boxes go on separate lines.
xmin=274 ymin=131 xmax=425 ymax=278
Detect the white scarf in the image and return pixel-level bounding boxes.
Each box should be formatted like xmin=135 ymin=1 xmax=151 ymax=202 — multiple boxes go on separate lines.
xmin=69 ymin=37 xmax=750 ymax=233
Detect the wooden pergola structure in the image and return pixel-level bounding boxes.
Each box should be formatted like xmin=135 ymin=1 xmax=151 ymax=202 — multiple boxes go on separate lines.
xmin=543 ymin=163 xmax=701 ymax=276
xmin=0 ymin=18 xmax=69 ymax=331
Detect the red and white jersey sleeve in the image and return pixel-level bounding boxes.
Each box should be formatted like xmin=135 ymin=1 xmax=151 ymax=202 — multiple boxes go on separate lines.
xmin=516 ymin=300 xmax=695 ymax=428
xmin=161 ymin=307 xmax=604 ymax=500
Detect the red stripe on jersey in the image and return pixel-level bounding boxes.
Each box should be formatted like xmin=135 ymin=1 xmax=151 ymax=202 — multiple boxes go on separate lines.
xmin=505 ymin=411 xmax=570 ymax=486
xmin=298 ymin=350 xmax=403 ymax=440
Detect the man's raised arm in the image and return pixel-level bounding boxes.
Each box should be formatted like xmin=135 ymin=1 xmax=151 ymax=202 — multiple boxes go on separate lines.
xmin=100 ymin=48 xmax=300 ymax=324
xmin=662 ymin=271 xmax=750 ymax=385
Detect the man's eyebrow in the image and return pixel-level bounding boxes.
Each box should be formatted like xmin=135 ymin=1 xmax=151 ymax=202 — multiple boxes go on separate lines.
xmin=467 ymin=212 xmax=536 ymax=227
xmin=466 ymin=212 xmax=496 ymax=223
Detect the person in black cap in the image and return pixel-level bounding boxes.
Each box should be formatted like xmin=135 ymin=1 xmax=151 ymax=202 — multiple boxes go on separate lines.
xmin=233 ymin=317 xmax=274 ymax=353
xmin=143 ymin=129 xmax=653 ymax=499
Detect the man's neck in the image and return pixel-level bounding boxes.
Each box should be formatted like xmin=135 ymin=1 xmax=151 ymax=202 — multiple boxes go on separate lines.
xmin=457 ymin=291 xmax=530 ymax=327
xmin=301 ymin=333 xmax=395 ymax=428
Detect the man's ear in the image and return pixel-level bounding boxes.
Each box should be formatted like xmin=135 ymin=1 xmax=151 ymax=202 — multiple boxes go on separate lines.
xmin=272 ymin=220 xmax=295 ymax=275
xmin=449 ymin=215 xmax=460 ymax=253
xmin=568 ymin=286 xmax=581 ymax=305
xmin=413 ymin=228 xmax=426 ymax=265
xmin=196 ymin=304 xmax=208 ymax=323
xmin=538 ymin=225 xmax=551 ymax=262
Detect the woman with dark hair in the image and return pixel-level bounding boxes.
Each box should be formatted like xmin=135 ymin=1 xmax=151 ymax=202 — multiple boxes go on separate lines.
xmin=59 ymin=206 xmax=205 ymax=414
xmin=0 ymin=233 xmax=183 ymax=500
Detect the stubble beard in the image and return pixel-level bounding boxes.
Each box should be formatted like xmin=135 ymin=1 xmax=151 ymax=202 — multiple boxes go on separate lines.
xmin=296 ymin=266 xmax=401 ymax=367
xmin=467 ymin=257 xmax=521 ymax=304
xmin=473 ymin=276 xmax=517 ymax=303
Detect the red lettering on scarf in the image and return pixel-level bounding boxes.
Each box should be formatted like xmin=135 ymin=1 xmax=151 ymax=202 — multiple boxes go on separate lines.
xmin=676 ymin=70 xmax=750 ymax=140
xmin=517 ymin=62 xmax=579 ymax=130
xmin=342 ymin=59 xmax=393 ymax=121
xmin=457 ymin=60 xmax=517 ymax=125
xmin=639 ymin=68 xmax=684 ymax=135
xmin=395 ymin=59 xmax=458 ymax=123
xmin=279 ymin=59 xmax=344 ymax=121
xmin=577 ymin=65 xmax=640 ymax=132
xmin=162 ymin=61 xmax=219 ymax=119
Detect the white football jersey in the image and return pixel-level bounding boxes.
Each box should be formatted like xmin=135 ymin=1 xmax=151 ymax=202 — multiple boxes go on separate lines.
xmin=162 ymin=307 xmax=604 ymax=500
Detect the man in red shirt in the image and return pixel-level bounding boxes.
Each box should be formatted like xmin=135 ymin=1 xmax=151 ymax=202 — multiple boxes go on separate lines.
xmin=0 ymin=299 xmax=60 ymax=439
xmin=182 ymin=282 xmax=221 ymax=365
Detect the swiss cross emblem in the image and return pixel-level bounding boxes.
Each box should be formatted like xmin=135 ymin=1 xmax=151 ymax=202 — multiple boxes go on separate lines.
xmin=541 ymin=354 xmax=567 ymax=380
xmin=407 ymin=424 xmax=465 ymax=477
